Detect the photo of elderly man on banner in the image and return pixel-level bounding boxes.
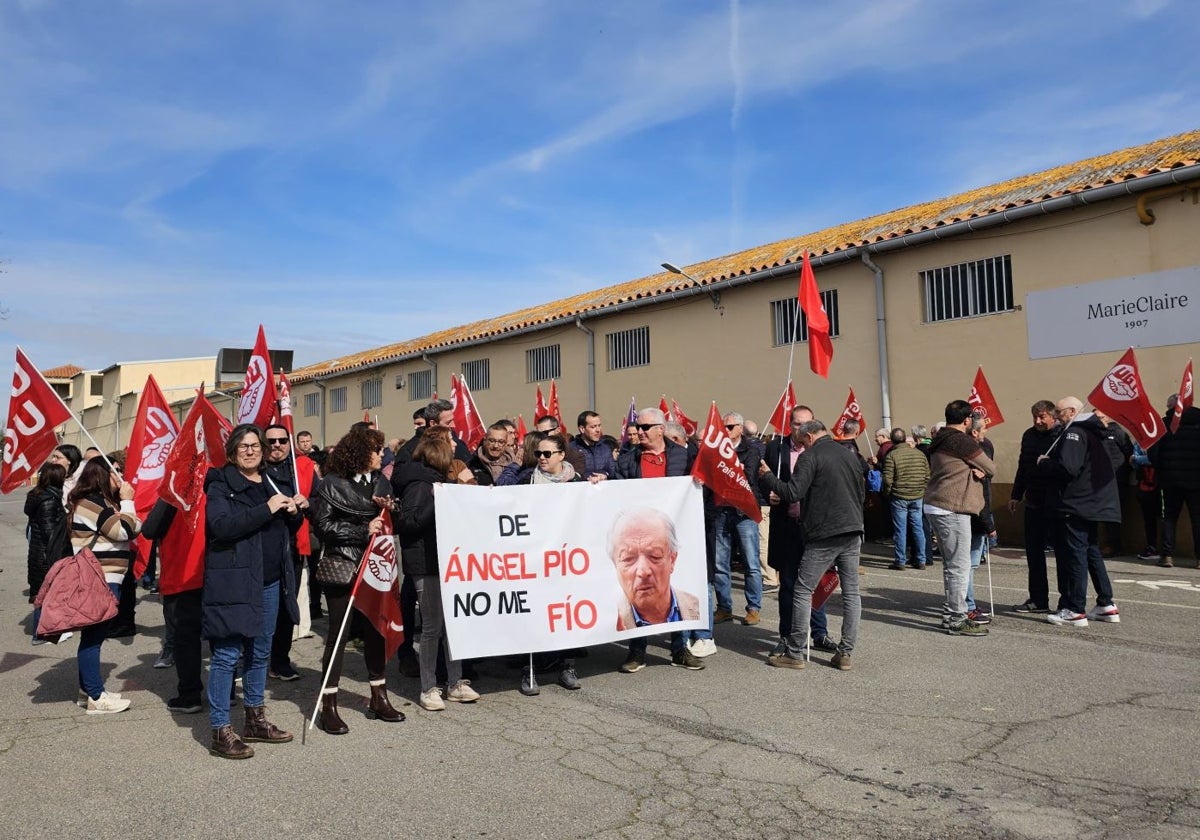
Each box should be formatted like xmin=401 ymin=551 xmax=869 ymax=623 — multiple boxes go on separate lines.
xmin=434 ymin=477 xmax=707 ymax=660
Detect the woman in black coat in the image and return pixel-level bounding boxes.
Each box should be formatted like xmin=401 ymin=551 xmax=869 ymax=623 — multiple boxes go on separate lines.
xmin=202 ymin=424 xmax=303 ymax=760
xmin=394 ymin=426 xmax=479 ymax=712
xmin=310 ymin=425 xmax=403 ymax=733
xmin=25 ymin=463 xmax=67 ymax=638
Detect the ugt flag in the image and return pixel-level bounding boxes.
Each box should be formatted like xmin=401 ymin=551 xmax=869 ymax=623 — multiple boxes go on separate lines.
xmin=1169 ymin=359 xmax=1193 ymax=435
xmin=831 ymin=387 xmax=865 ymax=438
xmin=1087 ymin=348 xmax=1164 ymax=451
xmin=353 ymin=510 xmax=405 ymax=659
xmin=236 ymin=325 xmax=277 ymax=429
xmin=765 ymin=381 xmax=797 ymax=437
xmin=2 ymin=348 xmax=73 ymax=494
xmin=691 ymin=402 xmax=762 ymax=522
xmin=450 ymin=374 xmax=486 ymax=451
xmin=126 ymin=375 xmax=180 ymax=576
xmin=968 ymin=366 xmax=1005 ymax=426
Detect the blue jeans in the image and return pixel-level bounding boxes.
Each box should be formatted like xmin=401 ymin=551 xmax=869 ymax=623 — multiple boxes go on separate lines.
xmin=78 ymin=582 xmax=123 ymax=700
xmin=208 ymin=581 xmax=279 ymax=729
xmin=889 ymin=497 xmax=926 ymax=567
xmin=688 ymin=583 xmax=715 ymax=642
xmin=966 ymin=533 xmax=985 ymax=612
xmin=784 ymin=534 xmax=861 ymax=657
xmin=714 ymin=508 xmax=762 ymax=612
xmin=1054 ymin=515 xmax=1114 ymax=613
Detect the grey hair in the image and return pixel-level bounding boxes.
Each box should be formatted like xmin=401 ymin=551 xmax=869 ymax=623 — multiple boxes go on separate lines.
xmin=874 ymin=427 xmax=889 ymax=438
xmin=638 ymin=407 xmax=666 ymax=425
xmin=968 ymin=415 xmax=987 ymax=433
xmin=795 ymin=419 xmax=827 ymax=437
xmin=663 ymin=421 xmax=687 ymax=443
xmin=724 ymin=412 xmax=744 ymax=425
xmin=911 ymin=424 xmax=928 ymax=439
xmin=608 ymin=507 xmax=679 ymax=559
xmin=931 ymin=421 xmax=946 ymax=435
xmin=423 ymin=398 xmax=453 ymax=424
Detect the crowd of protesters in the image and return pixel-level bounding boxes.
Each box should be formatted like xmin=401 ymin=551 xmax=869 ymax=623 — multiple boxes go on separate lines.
xmin=20 ymin=386 xmax=1199 ymax=758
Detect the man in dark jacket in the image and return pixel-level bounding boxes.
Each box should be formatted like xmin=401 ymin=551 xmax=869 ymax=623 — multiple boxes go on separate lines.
xmin=712 ymin=412 xmax=765 ymax=626
xmin=1007 ymin=400 xmax=1059 ymax=613
xmin=1150 ymin=402 xmax=1200 ymax=568
xmin=395 ymin=400 xmax=471 ymax=464
xmin=758 ymin=418 xmax=863 ymax=671
xmin=1036 ymin=397 xmax=1120 ymax=627
xmin=466 ymin=422 xmax=514 ymax=486
xmin=762 ymin=406 xmax=837 ymax=656
xmin=569 ymin=411 xmax=616 ymax=482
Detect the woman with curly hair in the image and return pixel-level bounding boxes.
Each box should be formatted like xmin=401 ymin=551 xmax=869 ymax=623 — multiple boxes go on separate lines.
xmin=393 ymin=426 xmax=479 ymax=711
xmin=310 ymin=425 xmax=404 ymax=733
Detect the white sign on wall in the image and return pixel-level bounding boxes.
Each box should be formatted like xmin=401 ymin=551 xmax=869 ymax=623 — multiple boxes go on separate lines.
xmin=1026 ymin=265 xmax=1199 ymax=360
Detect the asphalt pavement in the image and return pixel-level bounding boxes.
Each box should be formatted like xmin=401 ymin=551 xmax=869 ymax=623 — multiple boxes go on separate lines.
xmin=2 ymin=493 xmax=1198 ymax=839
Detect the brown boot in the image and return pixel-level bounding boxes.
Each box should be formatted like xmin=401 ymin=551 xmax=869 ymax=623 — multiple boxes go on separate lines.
xmin=367 ymin=680 xmax=405 ymax=723
xmin=242 ymin=705 xmax=293 ymax=744
xmin=210 ymin=724 xmax=254 ymax=759
xmin=317 ymin=690 xmax=349 ymax=735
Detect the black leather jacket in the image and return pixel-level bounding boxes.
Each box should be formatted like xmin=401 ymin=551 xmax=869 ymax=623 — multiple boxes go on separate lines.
xmin=311 ymin=473 xmax=389 ymax=567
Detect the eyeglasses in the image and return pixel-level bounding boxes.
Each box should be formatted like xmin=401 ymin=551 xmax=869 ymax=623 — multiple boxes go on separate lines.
xmin=636 ymin=423 xmax=662 ymax=432
xmin=265 ymin=438 xmax=289 ymax=446
xmin=535 ymin=450 xmax=560 ymax=458
xmin=237 ymin=443 xmax=262 ymax=452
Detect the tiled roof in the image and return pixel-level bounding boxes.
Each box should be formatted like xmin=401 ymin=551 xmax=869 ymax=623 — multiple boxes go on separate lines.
xmin=290 ymin=128 xmax=1200 ymax=383
xmin=43 ymin=364 xmax=83 ymax=379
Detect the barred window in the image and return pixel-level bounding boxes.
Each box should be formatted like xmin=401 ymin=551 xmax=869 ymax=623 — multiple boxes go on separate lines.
xmin=922 ymin=255 xmax=1014 ymax=322
xmin=461 ymin=358 xmax=490 ymax=391
xmin=330 ymin=387 xmax=347 ymax=413
xmin=303 ymin=393 xmax=320 ymax=417
xmin=408 ymin=370 xmax=433 ymax=401
xmin=770 ymin=290 xmax=840 ymax=346
xmin=361 ymin=378 xmax=382 ymax=410
xmin=526 ymin=344 xmax=561 ymax=383
xmin=605 ymin=326 xmax=650 ymax=371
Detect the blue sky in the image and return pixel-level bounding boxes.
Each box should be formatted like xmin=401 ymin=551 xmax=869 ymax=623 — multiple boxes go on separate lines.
xmin=2 ymin=0 xmax=1197 ymax=375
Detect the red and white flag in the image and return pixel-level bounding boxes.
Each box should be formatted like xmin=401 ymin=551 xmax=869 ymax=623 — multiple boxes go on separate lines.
xmin=831 ymin=387 xmax=865 ymax=438
xmin=671 ymin=399 xmax=698 ymax=437
xmin=352 ymin=510 xmax=405 ymax=659
xmin=160 ymin=389 xmax=233 ymax=526
xmin=691 ymin=403 xmax=762 ymax=522
xmin=276 ymin=371 xmax=295 ymax=437
xmin=236 ymin=325 xmax=277 ymax=429
xmin=125 ymin=375 xmax=180 ymax=576
xmin=659 ymin=396 xmax=671 ymax=420
xmin=535 ymin=385 xmax=549 ymax=421
xmin=1087 ymin=348 xmax=1164 ymax=451
xmin=1 ymin=348 xmax=74 ymax=494
xmin=765 ymin=381 xmax=797 ymax=437
xmin=1169 ymin=358 xmax=1193 ymax=435
xmin=362 ymin=410 xmax=371 ymax=424
xmin=799 ymin=251 xmax=833 ymax=378
xmin=968 ymin=366 xmax=1005 ymax=427
xmin=449 ymin=374 xmax=486 ymax=450
xmin=547 ymin=380 xmax=566 ymax=432
xmin=516 ymin=414 xmax=528 ymax=447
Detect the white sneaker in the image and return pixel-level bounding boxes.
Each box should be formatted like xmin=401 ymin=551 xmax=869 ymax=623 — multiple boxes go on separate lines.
xmin=86 ymin=691 xmax=131 ymax=715
xmin=1046 ymin=608 xmax=1088 ymax=627
xmin=78 ymin=688 xmax=123 ymax=708
xmin=419 ymin=687 xmax=446 ymax=711
xmin=1086 ymin=603 xmax=1120 ymax=623
xmin=688 ymin=638 xmax=718 ymax=658
xmin=446 ymin=680 xmax=480 ymax=703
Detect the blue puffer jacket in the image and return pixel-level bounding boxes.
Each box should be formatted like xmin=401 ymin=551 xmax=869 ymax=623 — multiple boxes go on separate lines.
xmin=201 ymin=465 xmax=300 ymax=640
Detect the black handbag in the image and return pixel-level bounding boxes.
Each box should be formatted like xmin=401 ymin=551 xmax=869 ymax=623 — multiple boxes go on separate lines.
xmin=314 ymin=547 xmax=359 ymax=586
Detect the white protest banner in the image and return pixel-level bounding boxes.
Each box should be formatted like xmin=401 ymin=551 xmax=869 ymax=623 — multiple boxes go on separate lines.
xmin=434 ymin=476 xmax=707 ymax=659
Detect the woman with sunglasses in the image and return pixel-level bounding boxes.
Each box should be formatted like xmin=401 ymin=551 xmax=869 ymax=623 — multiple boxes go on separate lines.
xmin=511 ymin=432 xmax=585 ymax=695
xmin=202 ymin=424 xmax=303 ymax=759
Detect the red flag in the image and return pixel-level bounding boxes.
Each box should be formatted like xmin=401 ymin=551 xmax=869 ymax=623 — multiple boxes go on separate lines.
xmin=671 ymin=400 xmax=698 ymax=437
xmin=236 ymin=325 xmax=278 ymax=429
xmin=1087 ymin=348 xmax=1165 ymax=451
xmin=659 ymin=396 xmax=671 ymax=420
xmin=831 ymin=387 xmax=865 ymax=438
xmin=516 ymin=414 xmax=528 ymax=447
xmin=967 ymin=366 xmax=1005 ymax=427
xmin=363 ymin=410 xmax=371 ymax=424
xmin=1169 ymin=359 xmax=1193 ymax=434
xmin=798 ymin=251 xmax=833 ymax=378
xmin=2 ymin=348 xmax=74 ymax=494
xmin=547 ymin=380 xmax=566 ymax=432
xmin=812 ymin=569 xmax=840 ymax=611
xmin=691 ymin=402 xmax=762 ymax=522
xmin=619 ymin=397 xmax=638 ymax=447
xmin=535 ymin=385 xmax=549 ymax=421
xmin=765 ymin=381 xmax=797 ymax=437
xmin=276 ymin=371 xmax=295 ymax=437
xmin=449 ymin=374 xmax=486 ymax=451
xmin=126 ymin=376 xmax=181 ymax=576
xmin=352 ymin=510 xmax=405 ymax=659
xmin=160 ymin=390 xmax=233 ymax=529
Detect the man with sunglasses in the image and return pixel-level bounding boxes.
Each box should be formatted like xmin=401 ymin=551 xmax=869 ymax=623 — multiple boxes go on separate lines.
xmin=262 ymin=424 xmax=312 ymax=681
xmin=614 ymin=408 xmax=703 ymax=672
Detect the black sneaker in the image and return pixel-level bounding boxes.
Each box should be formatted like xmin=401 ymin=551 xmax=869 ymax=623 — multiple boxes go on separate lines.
xmin=812 ymin=636 xmax=839 ymax=653
xmin=268 ymin=664 xmax=300 ymax=681
xmin=167 ymin=696 xmax=203 ymax=714
xmin=1012 ymin=600 xmax=1049 ymax=614
xmin=519 ymin=667 xmax=540 ymax=696
xmin=670 ymin=649 xmax=705 ymax=670
xmin=107 ymin=622 xmax=137 ymax=638
xmin=967 ymin=609 xmax=992 ymax=625
xmin=557 ymin=665 xmax=581 ymax=690
xmin=619 ymin=651 xmax=646 ymax=674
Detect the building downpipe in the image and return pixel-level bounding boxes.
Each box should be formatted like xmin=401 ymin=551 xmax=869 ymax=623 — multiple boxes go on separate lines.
xmin=860 ymin=251 xmax=892 ymax=429
xmin=575 ymin=317 xmax=595 ymax=409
